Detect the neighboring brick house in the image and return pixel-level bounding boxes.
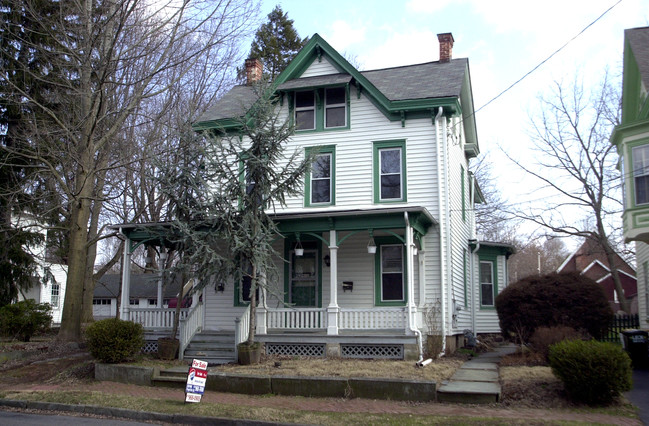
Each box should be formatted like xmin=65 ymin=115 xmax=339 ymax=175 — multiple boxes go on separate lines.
xmin=557 ymin=239 xmax=637 ymax=314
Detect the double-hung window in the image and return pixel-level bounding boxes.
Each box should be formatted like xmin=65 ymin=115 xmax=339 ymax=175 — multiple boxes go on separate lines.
xmin=305 ymin=146 xmax=335 ymax=206
xmin=373 ymin=140 xmax=407 ymax=203
xmin=633 ymin=145 xmax=649 ymax=205
xmin=374 ymin=237 xmax=407 ymax=306
xmin=479 ymin=260 xmax=495 ymax=307
xmin=293 ymin=87 xmax=348 ymax=131
xmin=51 ymin=283 xmax=60 ymax=308
xmin=295 ymin=91 xmax=316 ymax=130
xmin=325 ymin=87 xmax=346 ymax=128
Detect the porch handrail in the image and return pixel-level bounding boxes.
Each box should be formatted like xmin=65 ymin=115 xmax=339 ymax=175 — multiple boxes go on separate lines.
xmin=267 ymin=307 xmax=326 ymax=330
xmin=128 ymin=307 xmax=188 ymax=329
xmin=234 ymin=304 xmax=251 ymax=360
xmin=178 ymin=301 xmax=204 ymax=361
xmin=339 ymin=307 xmax=408 ymax=330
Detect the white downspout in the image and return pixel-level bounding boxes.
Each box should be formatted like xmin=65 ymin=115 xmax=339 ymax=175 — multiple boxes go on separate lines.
xmin=435 ymin=106 xmax=447 ymax=355
xmin=404 ymin=212 xmax=423 ymax=362
xmin=444 ymin=115 xmax=453 ymax=342
xmin=470 ymin=240 xmax=480 ymax=335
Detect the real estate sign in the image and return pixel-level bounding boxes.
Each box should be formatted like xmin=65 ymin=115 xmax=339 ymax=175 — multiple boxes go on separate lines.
xmin=185 ymin=359 xmax=208 ymax=403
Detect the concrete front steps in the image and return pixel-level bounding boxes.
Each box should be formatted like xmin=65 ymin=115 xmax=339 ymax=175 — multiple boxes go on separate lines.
xmin=182 ymin=331 xmax=236 ymax=365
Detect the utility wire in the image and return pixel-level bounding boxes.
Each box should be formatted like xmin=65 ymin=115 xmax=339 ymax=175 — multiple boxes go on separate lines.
xmin=473 ymin=0 xmax=623 ymax=117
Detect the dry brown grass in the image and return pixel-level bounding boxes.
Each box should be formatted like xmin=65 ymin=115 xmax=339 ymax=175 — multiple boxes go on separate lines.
xmin=213 ymin=355 xmax=464 ymax=382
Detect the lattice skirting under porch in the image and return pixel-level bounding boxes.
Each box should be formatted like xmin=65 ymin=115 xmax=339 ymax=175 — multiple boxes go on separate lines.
xmin=142 ymin=340 xmax=158 ymax=354
xmin=340 ymin=344 xmax=403 ymax=359
xmin=266 ymin=343 xmax=326 ymax=357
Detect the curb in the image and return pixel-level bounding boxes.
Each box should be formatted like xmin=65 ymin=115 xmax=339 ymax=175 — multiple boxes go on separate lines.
xmin=0 ymin=398 xmax=292 ymax=425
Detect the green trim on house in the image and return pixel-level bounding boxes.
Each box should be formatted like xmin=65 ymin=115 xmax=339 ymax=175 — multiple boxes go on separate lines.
xmin=305 ymin=145 xmax=336 ymax=207
xmin=291 ymin=86 xmax=351 ymax=134
xmin=373 ymin=236 xmax=407 ymax=307
xmin=373 ymin=140 xmax=407 ymax=204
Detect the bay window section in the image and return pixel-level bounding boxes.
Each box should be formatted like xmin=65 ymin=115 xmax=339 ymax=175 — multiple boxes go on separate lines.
xmin=633 ymin=144 xmax=649 ymax=205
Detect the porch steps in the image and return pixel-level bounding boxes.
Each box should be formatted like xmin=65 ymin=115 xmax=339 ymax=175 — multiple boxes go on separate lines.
xmin=183 ymin=331 xmax=236 ymax=365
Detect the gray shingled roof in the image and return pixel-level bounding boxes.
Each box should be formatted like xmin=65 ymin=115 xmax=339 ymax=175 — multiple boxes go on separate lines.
xmin=94 ymin=274 xmax=182 ymax=299
xmin=360 ymin=58 xmax=467 ymax=101
xmin=196 ymin=58 xmax=468 ymax=124
xmin=196 ymin=84 xmax=257 ymax=124
xmin=627 ymin=27 xmax=649 ymax=90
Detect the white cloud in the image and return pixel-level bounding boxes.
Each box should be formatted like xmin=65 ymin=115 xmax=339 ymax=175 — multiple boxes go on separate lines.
xmin=325 ymin=20 xmax=367 ymax=52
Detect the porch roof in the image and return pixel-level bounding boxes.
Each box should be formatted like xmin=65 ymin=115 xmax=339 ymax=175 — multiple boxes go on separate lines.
xmin=110 ymin=206 xmax=435 ymax=249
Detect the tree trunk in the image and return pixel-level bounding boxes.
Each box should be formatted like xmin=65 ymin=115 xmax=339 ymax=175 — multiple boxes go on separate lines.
xmin=247 ymin=263 xmax=257 ymax=345
xmin=599 ymin=236 xmax=631 ymax=313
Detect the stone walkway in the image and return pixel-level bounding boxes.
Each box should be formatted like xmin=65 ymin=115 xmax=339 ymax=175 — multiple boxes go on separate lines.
xmin=437 ymin=343 xmax=517 ymax=403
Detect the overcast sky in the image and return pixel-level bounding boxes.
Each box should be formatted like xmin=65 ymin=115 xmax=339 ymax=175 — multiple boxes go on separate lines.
xmin=257 ymin=0 xmax=649 ymax=245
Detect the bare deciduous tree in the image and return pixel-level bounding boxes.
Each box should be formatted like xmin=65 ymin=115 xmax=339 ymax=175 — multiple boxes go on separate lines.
xmin=0 ymin=0 xmax=258 ymax=341
xmin=508 ymin=73 xmax=631 ymax=312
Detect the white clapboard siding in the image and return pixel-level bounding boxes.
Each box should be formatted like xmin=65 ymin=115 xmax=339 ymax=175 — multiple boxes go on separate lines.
xmin=300 ymin=57 xmax=339 ymax=77
xmin=472 ymin=255 xmax=506 ymax=333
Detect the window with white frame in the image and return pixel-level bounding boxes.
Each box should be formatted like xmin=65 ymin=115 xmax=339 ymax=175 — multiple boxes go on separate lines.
xmin=51 ymin=283 xmax=60 ymax=308
xmin=480 ymin=260 xmax=495 ymax=307
xmin=294 ymin=90 xmax=315 ymax=130
xmin=325 ymin=87 xmax=346 ymax=128
xmin=633 ymin=145 xmax=649 ymax=205
xmin=373 ymin=140 xmax=406 ymax=203
xmin=129 ymin=298 xmax=139 ymax=305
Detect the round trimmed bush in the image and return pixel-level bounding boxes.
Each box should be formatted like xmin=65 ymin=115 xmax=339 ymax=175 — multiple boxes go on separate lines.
xmin=495 ymin=272 xmax=613 ymax=343
xmin=549 ymin=339 xmax=632 ymax=405
xmin=0 ymin=300 xmax=52 ymax=342
xmin=530 ymin=326 xmax=586 ymax=362
xmin=85 ymin=318 xmax=144 ymax=363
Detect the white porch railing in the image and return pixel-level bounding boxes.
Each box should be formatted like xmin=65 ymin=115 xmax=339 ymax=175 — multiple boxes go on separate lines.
xmin=339 ymin=307 xmax=408 ymax=330
xmin=179 ymin=302 xmax=204 ymax=360
xmin=234 ymin=305 xmax=251 ymax=360
xmin=267 ymin=308 xmax=326 ymax=330
xmin=128 ymin=307 xmax=188 ymax=329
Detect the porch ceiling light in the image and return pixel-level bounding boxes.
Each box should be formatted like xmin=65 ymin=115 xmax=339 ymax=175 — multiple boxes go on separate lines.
xmin=367 ymin=229 xmax=377 ymax=254
xmin=295 ymin=233 xmax=304 ymax=256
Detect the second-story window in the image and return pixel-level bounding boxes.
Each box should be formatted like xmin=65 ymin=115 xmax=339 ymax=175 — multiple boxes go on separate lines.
xmin=295 ymin=91 xmax=315 ymax=130
xmin=325 ymin=87 xmax=346 ymax=128
xmin=633 ymin=145 xmax=649 ymax=205
xmin=373 ymin=140 xmax=407 ymax=203
xmin=305 ymin=145 xmax=335 ymax=207
xmin=311 ymin=153 xmax=332 ymax=204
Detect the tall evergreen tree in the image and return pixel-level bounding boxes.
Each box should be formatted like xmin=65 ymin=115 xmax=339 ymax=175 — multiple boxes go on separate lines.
xmin=248 ymin=5 xmax=307 ymax=79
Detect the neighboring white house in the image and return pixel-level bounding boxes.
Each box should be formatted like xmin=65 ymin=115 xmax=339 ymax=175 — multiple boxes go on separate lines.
xmin=611 ymin=26 xmax=649 ymax=330
xmin=14 ymin=216 xmax=67 ymax=324
xmin=113 ymin=32 xmax=514 ymax=361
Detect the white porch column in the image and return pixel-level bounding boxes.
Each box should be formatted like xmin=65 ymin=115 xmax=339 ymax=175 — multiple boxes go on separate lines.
xmin=406 ymin=224 xmax=416 ymax=336
xmin=120 ymin=239 xmax=132 ymax=319
xmin=326 ymin=229 xmax=339 ymax=335
xmin=157 ymin=252 xmax=166 ymax=309
xmin=256 ymin=272 xmax=268 ymax=335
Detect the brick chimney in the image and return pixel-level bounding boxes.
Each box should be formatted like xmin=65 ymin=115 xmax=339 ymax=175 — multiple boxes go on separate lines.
xmin=245 ymin=58 xmax=263 ymax=85
xmin=437 ymin=33 xmax=454 ymax=63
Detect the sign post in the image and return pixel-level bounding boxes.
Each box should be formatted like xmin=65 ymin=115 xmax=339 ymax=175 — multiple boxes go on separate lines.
xmin=185 ymin=359 xmax=208 ymax=403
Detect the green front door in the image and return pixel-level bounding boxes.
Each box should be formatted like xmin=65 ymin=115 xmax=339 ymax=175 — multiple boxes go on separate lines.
xmin=290 ymin=249 xmax=318 ymax=307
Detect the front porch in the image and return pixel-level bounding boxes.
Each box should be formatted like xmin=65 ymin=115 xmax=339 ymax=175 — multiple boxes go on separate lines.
xmin=131 ymin=304 xmax=420 ymax=361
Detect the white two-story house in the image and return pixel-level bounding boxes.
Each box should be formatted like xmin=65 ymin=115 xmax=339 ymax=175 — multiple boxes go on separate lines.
xmin=114 ymin=33 xmax=513 ymax=362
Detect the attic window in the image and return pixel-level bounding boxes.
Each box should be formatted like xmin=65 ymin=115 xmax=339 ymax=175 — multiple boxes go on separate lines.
xmin=295 ymin=91 xmax=315 ymax=130
xmin=325 ymin=87 xmax=346 ymax=128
